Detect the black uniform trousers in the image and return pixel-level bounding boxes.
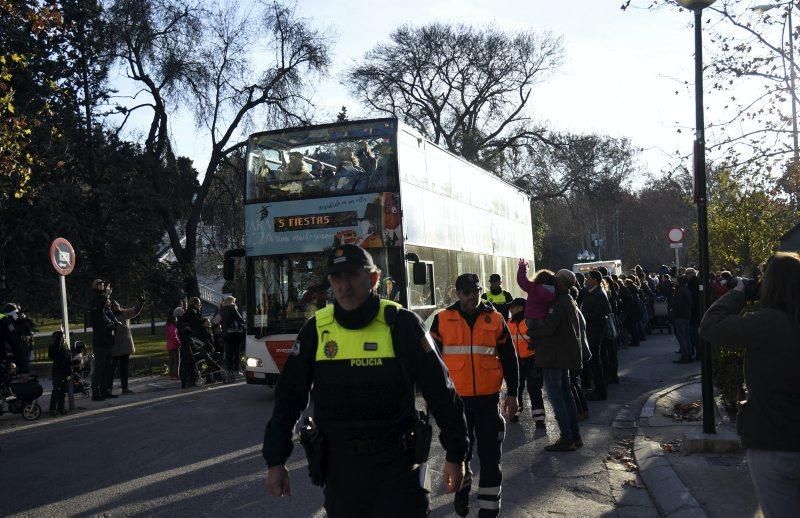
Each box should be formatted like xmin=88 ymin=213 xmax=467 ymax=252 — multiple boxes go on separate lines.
xmin=322 ymin=442 xmax=428 ymax=517
xmin=49 ymin=369 xmax=68 ymax=414
xmin=457 ymin=394 xmax=505 ymax=517
xmin=91 ymin=347 xmax=112 ymax=398
xmin=517 ymin=357 xmax=545 ymax=422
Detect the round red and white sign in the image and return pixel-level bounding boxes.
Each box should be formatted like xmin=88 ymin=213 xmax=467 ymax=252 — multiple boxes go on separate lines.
xmin=667 ymin=227 xmax=685 ymax=243
xmin=50 ymin=237 xmax=76 ymax=276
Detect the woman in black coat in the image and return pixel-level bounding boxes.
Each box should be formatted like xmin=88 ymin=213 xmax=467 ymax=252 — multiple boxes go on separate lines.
xmin=699 ymin=253 xmax=800 ymax=517
xmin=580 ymin=271 xmax=612 ymax=400
xmin=220 ymin=296 xmax=245 ymax=373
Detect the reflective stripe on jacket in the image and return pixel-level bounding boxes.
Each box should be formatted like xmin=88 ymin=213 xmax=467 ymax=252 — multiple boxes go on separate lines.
xmin=508 ymin=319 xmax=533 ymax=359
xmin=435 ymin=308 xmax=504 ymax=396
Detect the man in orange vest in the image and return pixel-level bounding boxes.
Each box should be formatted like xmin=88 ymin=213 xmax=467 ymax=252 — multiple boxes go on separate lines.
xmin=507 ymin=298 xmax=546 ymax=427
xmin=430 ymin=273 xmax=519 ymax=518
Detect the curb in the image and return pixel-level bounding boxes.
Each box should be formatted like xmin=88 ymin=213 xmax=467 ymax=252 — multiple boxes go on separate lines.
xmin=634 ymin=378 xmax=708 ymax=517
xmin=633 ymin=438 xmax=707 ymax=517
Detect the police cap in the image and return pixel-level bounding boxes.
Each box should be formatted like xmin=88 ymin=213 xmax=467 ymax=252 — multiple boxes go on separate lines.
xmin=327 ymin=244 xmax=377 ymax=274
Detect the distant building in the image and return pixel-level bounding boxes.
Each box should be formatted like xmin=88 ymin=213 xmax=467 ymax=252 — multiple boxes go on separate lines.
xmin=779 ymin=222 xmax=800 ymax=252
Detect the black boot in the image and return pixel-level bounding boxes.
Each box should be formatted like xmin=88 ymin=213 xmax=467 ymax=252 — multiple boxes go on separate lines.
xmin=454 ymin=472 xmax=472 ymax=517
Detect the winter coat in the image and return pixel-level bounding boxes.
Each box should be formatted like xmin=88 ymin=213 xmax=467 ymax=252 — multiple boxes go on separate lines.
xmin=527 ymin=291 xmax=582 ymax=372
xmin=580 ymin=286 xmax=611 ymax=347
xmin=165 ymin=322 xmax=181 ymax=351
xmin=220 ymin=304 xmax=245 ymax=336
xmin=670 ymin=285 xmax=692 ymax=321
xmin=699 ymin=290 xmax=800 ymax=452
xmin=111 ymin=302 xmax=144 ymax=357
xmin=516 ymin=264 xmax=556 ymax=320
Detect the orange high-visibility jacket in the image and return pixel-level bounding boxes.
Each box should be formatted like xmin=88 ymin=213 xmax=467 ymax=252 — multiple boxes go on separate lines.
xmin=508 ymin=319 xmax=534 ymax=359
xmin=433 ymin=308 xmax=506 ymax=396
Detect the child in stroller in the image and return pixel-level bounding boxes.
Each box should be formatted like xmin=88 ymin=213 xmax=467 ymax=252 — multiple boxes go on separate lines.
xmin=0 ymin=360 xmax=44 ymax=421
xmin=71 ymin=341 xmax=92 ymax=399
xmin=190 ymin=332 xmax=234 ymax=386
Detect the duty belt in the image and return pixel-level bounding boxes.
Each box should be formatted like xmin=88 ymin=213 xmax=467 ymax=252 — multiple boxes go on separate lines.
xmin=337 ymin=434 xmax=401 ymax=456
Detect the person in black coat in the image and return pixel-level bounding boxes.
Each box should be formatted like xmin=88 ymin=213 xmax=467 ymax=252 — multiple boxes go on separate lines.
xmin=48 ymin=331 xmax=72 ymax=416
xmin=580 ymin=271 xmax=612 ymax=400
xmin=220 ymin=296 xmax=245 ymax=373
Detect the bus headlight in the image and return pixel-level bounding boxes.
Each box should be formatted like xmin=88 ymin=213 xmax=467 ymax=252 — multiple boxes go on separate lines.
xmin=246 ymin=357 xmax=263 ymax=368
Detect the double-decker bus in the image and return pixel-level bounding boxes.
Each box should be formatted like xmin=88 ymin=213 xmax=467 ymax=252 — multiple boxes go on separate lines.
xmin=228 ymin=118 xmax=534 ymax=386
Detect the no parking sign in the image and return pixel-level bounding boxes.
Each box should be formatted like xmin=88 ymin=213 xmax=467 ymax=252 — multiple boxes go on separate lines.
xmin=50 ymin=237 xmax=76 ymax=275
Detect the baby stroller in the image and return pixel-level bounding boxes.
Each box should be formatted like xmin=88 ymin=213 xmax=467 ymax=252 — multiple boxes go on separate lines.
xmin=0 ymin=362 xmax=44 ymax=421
xmin=650 ymin=295 xmax=672 ymax=334
xmin=190 ymin=337 xmax=235 ymax=385
xmin=70 ymin=341 xmax=92 ymax=399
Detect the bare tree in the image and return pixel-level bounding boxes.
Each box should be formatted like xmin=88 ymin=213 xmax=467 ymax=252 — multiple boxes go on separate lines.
xmin=345 ymin=23 xmax=564 ymax=173
xmin=624 ymin=1 xmax=800 ymax=188
xmin=107 ymin=0 xmax=330 ymax=296
xmin=512 ymin=133 xmax=641 ymax=201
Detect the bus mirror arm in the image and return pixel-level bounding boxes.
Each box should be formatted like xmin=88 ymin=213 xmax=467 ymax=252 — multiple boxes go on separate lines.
xmin=223 ymin=248 xmax=245 ymax=281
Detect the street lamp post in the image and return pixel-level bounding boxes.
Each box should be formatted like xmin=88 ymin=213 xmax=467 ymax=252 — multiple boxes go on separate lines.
xmin=676 ymin=0 xmax=717 ymax=435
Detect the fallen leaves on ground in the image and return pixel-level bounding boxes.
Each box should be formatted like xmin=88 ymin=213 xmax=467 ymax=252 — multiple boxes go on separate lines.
xmin=660 ymin=440 xmax=682 ymax=454
xmin=606 ymin=438 xmax=639 ymax=472
xmin=665 ymin=400 xmax=702 ymax=421
xmin=622 ymin=479 xmax=643 ymax=488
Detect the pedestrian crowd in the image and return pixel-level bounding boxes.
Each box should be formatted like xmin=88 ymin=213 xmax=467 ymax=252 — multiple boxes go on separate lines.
xmin=262 ymin=244 xmax=800 ymax=518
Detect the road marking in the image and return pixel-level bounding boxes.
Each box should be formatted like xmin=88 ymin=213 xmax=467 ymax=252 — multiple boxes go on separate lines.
xmin=0 ymin=381 xmax=245 ymax=436
xmin=14 ymin=444 xmax=263 ymax=516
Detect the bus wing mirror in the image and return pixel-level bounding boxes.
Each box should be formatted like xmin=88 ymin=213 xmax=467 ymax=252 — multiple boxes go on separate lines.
xmin=223 ymin=258 xmax=235 ymax=281
xmin=412 ymin=262 xmax=427 ymax=285
xmin=223 ymin=248 xmax=245 ymax=281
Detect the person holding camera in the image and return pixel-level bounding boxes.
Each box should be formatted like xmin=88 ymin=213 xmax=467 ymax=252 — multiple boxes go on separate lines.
xmin=89 ymin=279 xmax=123 ymax=401
xmin=699 ymin=252 xmax=800 ymax=517
xmin=107 ymin=293 xmax=146 ymax=396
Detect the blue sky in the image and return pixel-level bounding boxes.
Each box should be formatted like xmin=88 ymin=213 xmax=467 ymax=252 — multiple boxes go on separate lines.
xmin=123 ymin=1 xmax=712 ymax=181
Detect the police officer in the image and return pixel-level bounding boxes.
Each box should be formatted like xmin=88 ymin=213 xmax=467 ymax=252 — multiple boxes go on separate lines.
xmin=430 ymin=273 xmax=519 ymax=517
xmin=507 ymin=298 xmax=545 ymax=427
xmin=263 ymin=244 xmax=469 ymax=517
xmin=481 ymin=273 xmax=513 ymax=318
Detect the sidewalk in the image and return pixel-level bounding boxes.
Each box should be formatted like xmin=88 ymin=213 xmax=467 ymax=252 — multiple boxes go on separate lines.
xmin=633 ymin=378 xmax=761 ymax=517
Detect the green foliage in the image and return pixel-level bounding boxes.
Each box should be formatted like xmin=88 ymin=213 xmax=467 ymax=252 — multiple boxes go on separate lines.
xmin=712 ymin=344 xmax=745 ymax=411
xmin=706 ymin=168 xmax=794 ymax=272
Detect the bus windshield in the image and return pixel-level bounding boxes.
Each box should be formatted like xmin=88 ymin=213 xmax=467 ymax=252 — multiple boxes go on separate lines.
xmin=250 ymin=249 xmax=399 ymax=334
xmin=246 ymin=120 xmax=397 ymax=202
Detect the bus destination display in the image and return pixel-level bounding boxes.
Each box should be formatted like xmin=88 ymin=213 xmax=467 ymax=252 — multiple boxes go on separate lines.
xmin=274 ymin=211 xmax=358 ymax=232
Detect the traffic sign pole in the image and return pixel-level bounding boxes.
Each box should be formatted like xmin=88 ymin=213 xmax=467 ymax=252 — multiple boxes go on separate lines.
xmin=60 ymin=274 xmax=74 ymax=410
xmin=50 ymin=237 xmax=76 ymax=411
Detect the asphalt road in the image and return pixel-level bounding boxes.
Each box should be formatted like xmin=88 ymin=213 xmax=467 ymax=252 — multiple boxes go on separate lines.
xmin=0 ymin=331 xmax=698 ymax=517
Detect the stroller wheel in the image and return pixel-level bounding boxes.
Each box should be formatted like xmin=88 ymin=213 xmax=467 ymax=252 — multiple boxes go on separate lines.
xmin=82 ymin=389 xmax=90 ymax=399
xmin=196 ymin=376 xmax=205 ymax=387
xmin=23 ymin=402 xmax=42 ymax=421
